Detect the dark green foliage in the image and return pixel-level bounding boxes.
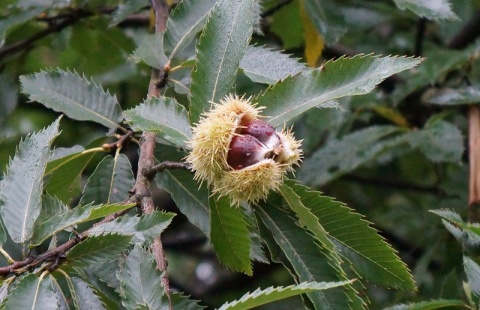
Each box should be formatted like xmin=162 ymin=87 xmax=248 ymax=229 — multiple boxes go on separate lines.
xmin=0 ymin=0 xmax=478 ymax=308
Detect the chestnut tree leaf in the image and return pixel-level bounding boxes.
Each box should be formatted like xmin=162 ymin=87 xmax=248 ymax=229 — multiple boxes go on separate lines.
xmin=20 ymin=69 xmax=122 ymax=129
xmin=393 ymin=0 xmax=458 ymax=20
xmin=116 ymin=245 xmax=167 ymax=309
xmin=304 ymin=0 xmax=347 ymax=44
xmin=79 ymin=154 xmax=134 ymax=206
xmin=109 ymin=0 xmax=149 ymax=26
xmin=210 ymin=194 xmax=252 ymax=275
xmin=0 ymin=117 xmax=60 ymax=244
xmin=282 ymin=180 xmax=416 ymax=290
xmin=89 ymin=212 xmax=175 ymax=245
xmin=163 ymin=0 xmax=218 ymax=59
xmin=256 ymin=194 xmax=363 ymax=309
xmin=32 ymin=202 xmax=135 ymax=246
xmin=125 ymin=96 xmax=192 ymax=149
xmin=383 ymin=299 xmax=467 ymax=310
xmin=256 ymin=55 xmax=422 ymax=127
xmin=155 ymin=170 xmax=210 ymax=237
xmin=189 ymin=0 xmax=254 ymax=124
xmin=130 ymin=34 xmax=168 ymax=70
xmin=66 ymin=234 xmax=132 ymax=269
xmin=239 ymin=45 xmax=307 ymax=84
xmin=218 ymin=281 xmax=354 ymax=310
xmin=1 ymin=274 xmax=58 ymax=310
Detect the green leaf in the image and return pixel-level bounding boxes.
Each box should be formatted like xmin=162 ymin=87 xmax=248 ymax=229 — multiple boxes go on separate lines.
xmin=406 ymin=120 xmax=463 ymax=163
xmin=163 ymin=0 xmax=218 ymax=59
xmin=393 ymin=45 xmax=479 ymax=104
xmin=116 ymin=245 xmax=166 ymax=309
xmin=283 ymin=180 xmax=416 ymax=290
xmin=299 ymin=126 xmax=405 ymax=187
xmin=393 ymin=0 xmax=458 ymax=20
xmin=125 ymin=96 xmax=192 ymax=148
xmin=20 ymin=69 xmax=122 ymax=129
xmin=239 ymin=46 xmax=306 ymax=84
xmin=170 ymin=293 xmax=205 ymax=310
xmin=66 ymin=234 xmax=131 ymax=269
xmin=1 ymin=274 xmax=58 ymax=310
xmin=218 ymin=281 xmax=354 ymax=310
xmin=256 ymin=194 xmax=359 ymax=309
xmin=423 ymin=86 xmax=480 ymax=106
xmin=256 ymin=55 xmax=422 ymax=127
xmin=0 ymin=118 xmax=60 ymax=243
xmin=430 ymin=209 xmax=465 ymax=226
xmin=383 ymin=299 xmax=466 ymax=310
xmin=189 ymin=0 xmax=254 ymax=124
xmin=464 ymin=256 xmax=480 ymax=298
xmin=80 ymin=154 xmax=134 ymax=205
xmin=45 ymin=145 xmax=98 ymax=204
xmin=32 ymin=202 xmax=135 ymax=246
xmin=304 ymin=0 xmax=347 ymax=44
xmin=155 ymin=170 xmax=210 ymax=237
xmin=109 ymin=0 xmax=149 ymax=26
xmin=89 ymin=211 xmax=175 ymax=244
xmin=130 ymin=34 xmax=168 ymax=70
xmin=0 ymin=8 xmax=42 ymax=47
xmin=0 ymin=218 xmax=6 ymax=248
xmin=210 ymin=194 xmax=252 ymax=275
xmin=69 ymin=277 xmax=106 ymax=310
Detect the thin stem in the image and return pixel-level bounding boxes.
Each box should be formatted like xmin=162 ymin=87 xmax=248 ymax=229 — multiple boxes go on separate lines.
xmin=144 ymin=161 xmax=192 ymax=178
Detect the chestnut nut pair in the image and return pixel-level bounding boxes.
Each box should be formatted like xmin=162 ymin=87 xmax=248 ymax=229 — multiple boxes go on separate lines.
xmin=186 ymin=95 xmax=302 ymax=205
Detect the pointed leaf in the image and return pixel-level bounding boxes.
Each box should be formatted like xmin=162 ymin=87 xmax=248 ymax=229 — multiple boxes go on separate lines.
xmin=218 ymin=281 xmax=353 ymax=310
xmin=164 ymin=0 xmax=218 ymax=59
xmin=256 ymin=195 xmax=358 ymax=309
xmin=430 ymin=209 xmax=465 ymax=226
xmin=155 ymin=170 xmax=210 ymax=237
xmin=32 ymin=202 xmax=135 ymax=246
xmin=170 ymin=293 xmax=205 ymax=310
xmin=20 ymin=69 xmax=122 ymax=129
xmin=109 ymin=0 xmax=149 ymax=26
xmin=393 ymin=0 xmax=458 ymax=20
xmin=423 ymin=86 xmax=480 ymax=106
xmin=45 ymin=138 xmax=107 ymax=204
xmin=303 ymin=0 xmax=346 ymax=44
xmin=70 ymin=277 xmax=106 ymax=310
xmin=283 ymin=180 xmax=415 ymax=290
xmin=89 ymin=211 xmax=175 ymax=244
xmin=131 ymin=34 xmax=168 ymax=70
xmin=383 ymin=299 xmax=466 ymax=310
xmin=239 ymin=46 xmax=306 ymax=84
xmin=0 ymin=118 xmax=60 ymax=243
xmin=0 ymin=8 xmax=43 ymax=48
xmin=256 ymin=55 xmax=421 ymax=127
xmin=210 ymin=194 xmax=252 ymax=275
xmin=299 ymin=126 xmax=406 ymax=187
xmin=80 ymin=154 xmax=134 ymax=205
xmin=189 ymin=0 xmax=254 ymax=124
xmin=125 ymin=96 xmax=192 ymax=148
xmin=1 ymin=274 xmax=58 ymax=310
xmin=66 ymin=234 xmax=132 ymax=269
xmin=117 ymin=245 xmax=166 ymax=309
xmin=464 ymin=256 xmax=480 ymax=298
xmin=406 ymin=120 xmax=463 ymax=163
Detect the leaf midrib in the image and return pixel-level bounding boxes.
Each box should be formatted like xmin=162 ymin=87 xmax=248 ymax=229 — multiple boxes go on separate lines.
xmin=42 ymin=87 xmax=118 ymax=129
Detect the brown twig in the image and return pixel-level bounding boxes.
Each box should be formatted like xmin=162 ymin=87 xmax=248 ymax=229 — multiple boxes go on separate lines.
xmin=142 ymin=0 xmax=172 ymax=307
xmin=144 ymin=161 xmax=192 ymax=179
xmin=102 ymin=130 xmax=134 ymax=151
xmin=468 ymin=106 xmax=480 ymax=223
xmin=0 ymin=10 xmax=92 ymax=60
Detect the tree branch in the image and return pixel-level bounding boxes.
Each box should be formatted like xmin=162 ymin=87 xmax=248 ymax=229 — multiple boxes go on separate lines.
xmin=144 ymin=161 xmax=192 ymax=179
xmin=0 ymin=10 xmax=92 ymax=60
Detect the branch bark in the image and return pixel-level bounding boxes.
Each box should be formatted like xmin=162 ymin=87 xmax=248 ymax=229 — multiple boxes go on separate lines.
xmin=468 ymin=106 xmax=480 ymax=223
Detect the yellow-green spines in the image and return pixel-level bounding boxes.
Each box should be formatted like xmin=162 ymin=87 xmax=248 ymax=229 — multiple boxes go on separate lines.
xmin=186 ymin=95 xmax=302 ymax=205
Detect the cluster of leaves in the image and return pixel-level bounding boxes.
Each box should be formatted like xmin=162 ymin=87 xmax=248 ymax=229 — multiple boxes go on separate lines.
xmin=1 ymin=0 xmax=480 ymax=309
